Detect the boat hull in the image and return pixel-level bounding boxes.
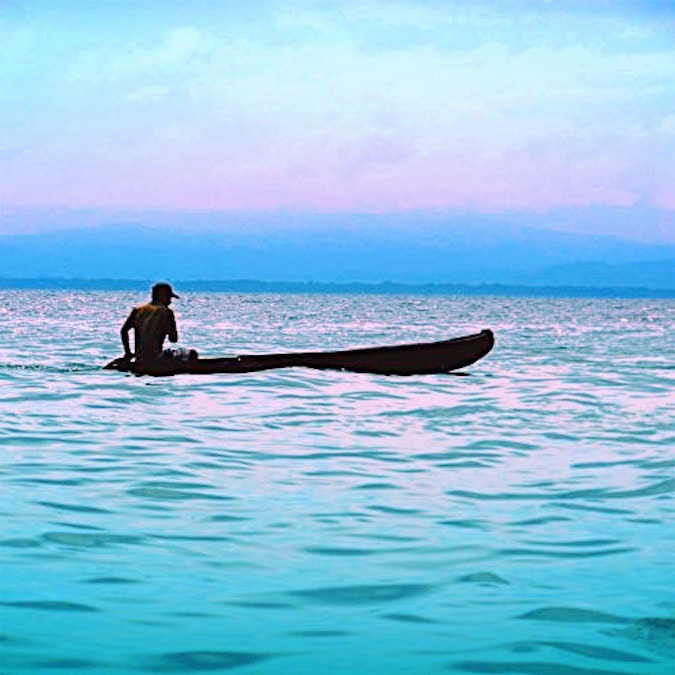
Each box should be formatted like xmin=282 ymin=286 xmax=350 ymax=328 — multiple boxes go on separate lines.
xmin=104 ymin=329 xmax=494 ymax=376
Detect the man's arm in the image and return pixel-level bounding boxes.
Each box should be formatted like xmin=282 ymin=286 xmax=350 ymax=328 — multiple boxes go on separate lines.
xmin=167 ymin=309 xmax=178 ymax=344
xmin=120 ymin=309 xmax=136 ymax=359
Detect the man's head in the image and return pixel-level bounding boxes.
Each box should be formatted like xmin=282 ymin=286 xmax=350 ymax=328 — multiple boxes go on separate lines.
xmin=151 ymin=282 xmax=180 ymax=305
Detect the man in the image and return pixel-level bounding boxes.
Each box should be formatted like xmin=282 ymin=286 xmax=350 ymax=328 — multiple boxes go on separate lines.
xmin=121 ymin=282 xmax=179 ymax=363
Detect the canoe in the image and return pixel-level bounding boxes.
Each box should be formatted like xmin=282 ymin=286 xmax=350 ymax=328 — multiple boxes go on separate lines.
xmin=103 ymin=329 xmax=494 ymax=376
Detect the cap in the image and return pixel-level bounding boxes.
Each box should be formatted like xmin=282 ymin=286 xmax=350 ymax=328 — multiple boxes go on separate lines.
xmin=152 ymin=282 xmax=180 ymax=299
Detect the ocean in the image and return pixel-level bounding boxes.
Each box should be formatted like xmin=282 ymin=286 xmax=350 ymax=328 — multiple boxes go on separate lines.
xmin=1 ymin=290 xmax=673 ymax=674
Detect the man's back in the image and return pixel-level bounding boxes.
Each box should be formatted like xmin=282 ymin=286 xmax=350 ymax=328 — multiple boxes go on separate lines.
xmin=120 ymin=283 xmax=180 ymax=362
xmin=125 ymin=302 xmax=178 ymax=361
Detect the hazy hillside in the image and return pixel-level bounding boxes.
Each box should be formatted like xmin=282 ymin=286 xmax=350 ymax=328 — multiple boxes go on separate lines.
xmin=531 ymin=260 xmax=675 ymax=288
xmin=1 ymin=215 xmax=673 ymax=289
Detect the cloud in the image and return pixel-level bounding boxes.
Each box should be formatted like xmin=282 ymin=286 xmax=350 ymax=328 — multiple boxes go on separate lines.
xmin=126 ymin=84 xmax=173 ymax=104
xmin=67 ymin=26 xmax=214 ymax=85
xmin=2 ymin=1 xmax=674 ymax=213
xmin=0 ymin=24 xmax=35 ymax=65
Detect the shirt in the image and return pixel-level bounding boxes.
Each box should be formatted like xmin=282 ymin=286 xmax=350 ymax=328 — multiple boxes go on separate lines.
xmin=127 ymin=302 xmax=178 ymax=361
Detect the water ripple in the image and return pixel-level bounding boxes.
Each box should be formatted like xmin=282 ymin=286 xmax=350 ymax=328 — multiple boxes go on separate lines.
xmin=452 ymin=660 xmax=635 ymax=674
xmin=139 ymin=650 xmax=275 ymax=672
xmin=289 ymin=583 xmax=433 ymax=605
xmin=2 ymin=292 xmax=673 ymax=674
xmin=1 ymin=600 xmax=99 ymax=612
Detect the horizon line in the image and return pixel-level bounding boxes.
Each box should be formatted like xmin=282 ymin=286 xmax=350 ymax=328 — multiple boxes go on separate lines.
xmin=1 ymin=277 xmax=673 ymax=299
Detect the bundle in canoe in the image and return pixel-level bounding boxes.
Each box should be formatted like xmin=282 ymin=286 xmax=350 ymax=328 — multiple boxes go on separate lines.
xmin=104 ymin=329 xmax=494 ymax=377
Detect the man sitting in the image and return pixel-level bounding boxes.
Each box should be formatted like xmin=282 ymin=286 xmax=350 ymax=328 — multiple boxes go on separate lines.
xmin=120 ymin=282 xmax=180 ymax=364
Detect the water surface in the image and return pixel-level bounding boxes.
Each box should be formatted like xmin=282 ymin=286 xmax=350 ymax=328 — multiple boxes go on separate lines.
xmin=1 ymin=292 xmax=673 ymax=673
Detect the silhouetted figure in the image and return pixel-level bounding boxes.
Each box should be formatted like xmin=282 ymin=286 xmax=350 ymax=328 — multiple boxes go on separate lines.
xmin=121 ymin=282 xmax=179 ymax=363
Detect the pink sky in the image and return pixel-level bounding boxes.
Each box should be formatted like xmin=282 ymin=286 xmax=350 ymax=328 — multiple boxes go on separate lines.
xmin=1 ymin=1 xmax=674 ymax=215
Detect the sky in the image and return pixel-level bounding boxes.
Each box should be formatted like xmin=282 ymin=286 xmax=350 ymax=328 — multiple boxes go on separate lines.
xmin=1 ymin=1 xmax=674 ymax=232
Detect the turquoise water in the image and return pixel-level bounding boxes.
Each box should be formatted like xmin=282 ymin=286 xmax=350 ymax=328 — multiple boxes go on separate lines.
xmin=1 ymin=291 xmax=673 ymax=674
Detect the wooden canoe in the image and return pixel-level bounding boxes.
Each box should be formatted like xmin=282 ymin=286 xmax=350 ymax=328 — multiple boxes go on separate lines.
xmin=104 ymin=329 xmax=494 ymax=376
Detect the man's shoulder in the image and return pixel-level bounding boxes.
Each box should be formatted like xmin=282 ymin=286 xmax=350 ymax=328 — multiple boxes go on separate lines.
xmin=136 ymin=302 xmax=171 ymax=314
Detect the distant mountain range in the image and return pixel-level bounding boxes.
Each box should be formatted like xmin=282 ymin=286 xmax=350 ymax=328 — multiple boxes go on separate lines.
xmin=0 ymin=213 xmax=673 ymax=291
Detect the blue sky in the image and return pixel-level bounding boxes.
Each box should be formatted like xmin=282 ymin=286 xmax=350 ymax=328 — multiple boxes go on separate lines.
xmin=1 ymin=1 xmax=674 ymax=234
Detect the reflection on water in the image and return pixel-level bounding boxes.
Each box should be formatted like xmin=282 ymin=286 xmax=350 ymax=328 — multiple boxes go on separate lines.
xmin=1 ymin=292 xmax=673 ymax=673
